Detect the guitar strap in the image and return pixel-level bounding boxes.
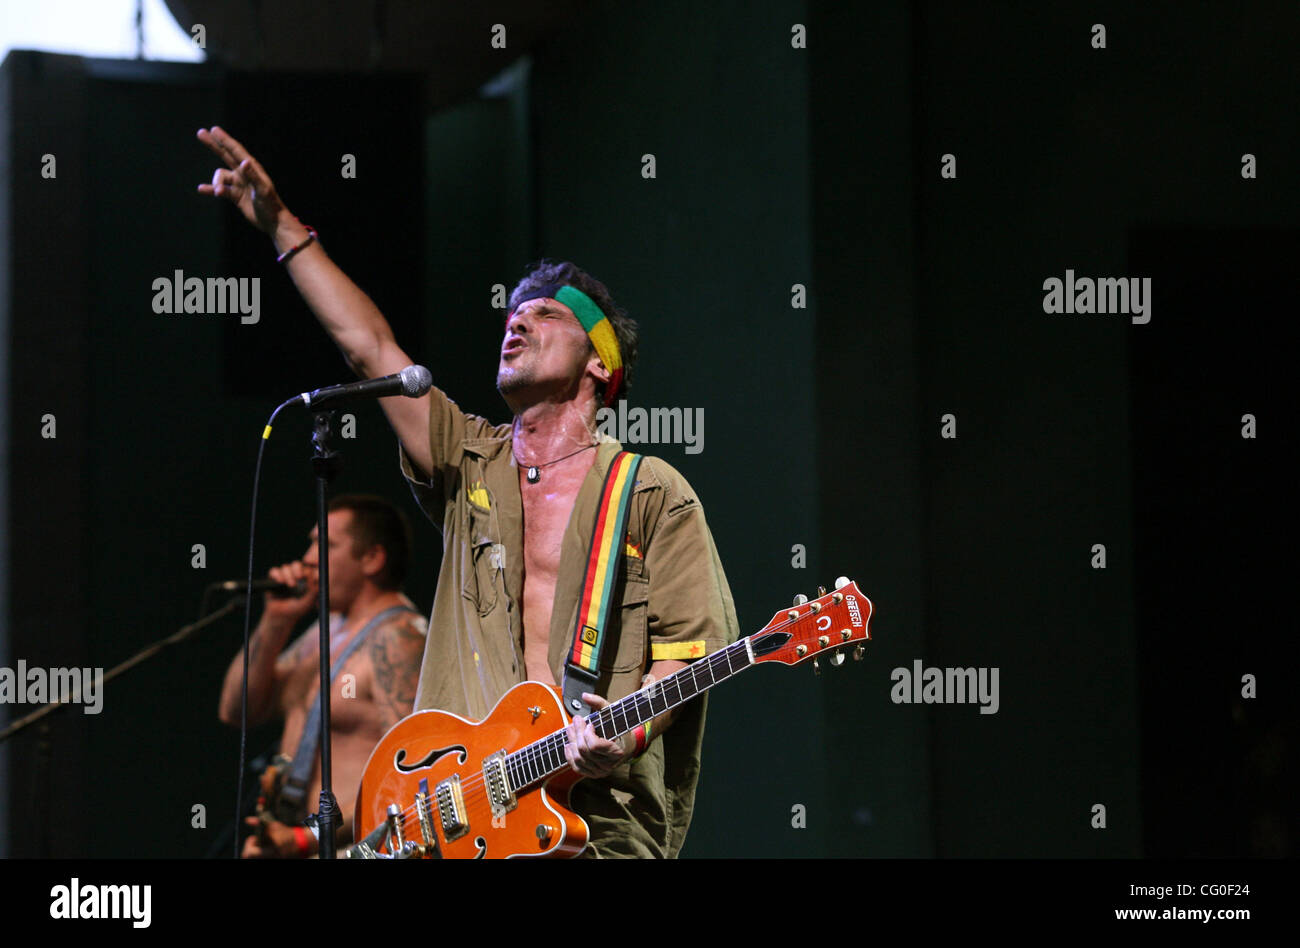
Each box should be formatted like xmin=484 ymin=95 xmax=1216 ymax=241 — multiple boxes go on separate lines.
xmin=276 ymin=604 xmax=422 ymax=824
xmin=561 ymin=451 xmax=643 ymax=718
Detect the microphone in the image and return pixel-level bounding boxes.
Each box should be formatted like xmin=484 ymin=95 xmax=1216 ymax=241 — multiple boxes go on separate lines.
xmin=299 ymin=365 xmax=433 ymax=409
xmin=211 ymin=579 xmax=308 ymax=598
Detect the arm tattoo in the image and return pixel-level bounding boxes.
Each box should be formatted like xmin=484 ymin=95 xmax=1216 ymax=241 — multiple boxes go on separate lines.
xmin=371 ymin=617 xmax=426 ymax=722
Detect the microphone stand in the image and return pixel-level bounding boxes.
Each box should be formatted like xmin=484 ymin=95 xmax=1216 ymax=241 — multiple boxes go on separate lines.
xmin=0 ymin=597 xmax=245 ymax=745
xmin=310 ymin=410 xmax=343 ymax=858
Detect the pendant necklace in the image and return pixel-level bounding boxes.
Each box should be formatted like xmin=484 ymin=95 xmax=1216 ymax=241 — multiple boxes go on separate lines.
xmin=516 ymin=443 xmax=596 ymax=484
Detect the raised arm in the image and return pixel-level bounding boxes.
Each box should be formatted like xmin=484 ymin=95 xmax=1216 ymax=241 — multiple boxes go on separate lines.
xmin=196 ymin=126 xmax=434 ymax=476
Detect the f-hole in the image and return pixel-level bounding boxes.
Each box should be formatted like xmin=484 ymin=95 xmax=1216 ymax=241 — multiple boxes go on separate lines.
xmin=395 ymin=744 xmax=467 ymax=773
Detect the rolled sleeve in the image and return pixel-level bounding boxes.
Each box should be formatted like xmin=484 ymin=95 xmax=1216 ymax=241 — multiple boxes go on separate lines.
xmin=398 ymin=385 xmax=503 ymax=530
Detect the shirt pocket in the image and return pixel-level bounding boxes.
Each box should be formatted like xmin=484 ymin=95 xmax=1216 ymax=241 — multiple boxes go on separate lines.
xmin=601 ymin=562 xmax=648 ymax=673
xmin=462 ymin=501 xmax=502 ymax=617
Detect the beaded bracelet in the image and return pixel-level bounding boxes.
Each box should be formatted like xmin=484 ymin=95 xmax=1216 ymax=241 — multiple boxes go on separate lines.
xmin=276 ymin=226 xmax=318 ymax=264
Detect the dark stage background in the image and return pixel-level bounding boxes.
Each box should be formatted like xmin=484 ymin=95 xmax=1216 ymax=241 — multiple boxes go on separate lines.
xmin=1 ymin=1 xmax=1294 ymax=859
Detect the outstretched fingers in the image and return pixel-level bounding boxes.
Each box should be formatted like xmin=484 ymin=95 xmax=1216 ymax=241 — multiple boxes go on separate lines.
xmin=196 ymin=127 xmax=268 ymax=193
xmin=196 ymin=125 xmax=250 ymax=169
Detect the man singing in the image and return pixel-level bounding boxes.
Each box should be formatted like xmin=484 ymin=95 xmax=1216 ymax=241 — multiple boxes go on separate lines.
xmin=199 ymin=126 xmax=738 ymax=857
xmin=218 ymin=495 xmax=425 ymax=858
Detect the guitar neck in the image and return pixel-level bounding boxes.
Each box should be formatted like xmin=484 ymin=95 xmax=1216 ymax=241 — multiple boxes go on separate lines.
xmin=592 ymin=637 xmax=755 ymax=739
xmin=504 ymin=637 xmax=755 ymax=791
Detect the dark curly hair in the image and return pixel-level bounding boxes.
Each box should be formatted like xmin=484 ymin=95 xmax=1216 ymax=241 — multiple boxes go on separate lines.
xmin=507 ymin=260 xmax=639 ymax=404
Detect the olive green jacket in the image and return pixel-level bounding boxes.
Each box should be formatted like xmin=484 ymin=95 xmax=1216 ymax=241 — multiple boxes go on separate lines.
xmin=399 ymin=386 xmax=739 ymax=857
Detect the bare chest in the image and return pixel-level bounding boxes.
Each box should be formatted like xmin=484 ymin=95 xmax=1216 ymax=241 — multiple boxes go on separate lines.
xmin=278 ymin=630 xmax=378 ymax=750
xmin=518 ymin=463 xmax=588 ymax=683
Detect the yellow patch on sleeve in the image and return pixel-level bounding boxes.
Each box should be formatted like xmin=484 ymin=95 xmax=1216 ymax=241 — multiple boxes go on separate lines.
xmin=624 ymin=538 xmax=642 ymax=559
xmin=651 ymin=640 xmax=708 ymax=660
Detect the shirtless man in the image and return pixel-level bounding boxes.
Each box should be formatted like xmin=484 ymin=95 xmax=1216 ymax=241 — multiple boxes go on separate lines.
xmin=218 ymin=494 xmax=425 ymax=858
xmin=198 ymin=127 xmax=738 ymax=856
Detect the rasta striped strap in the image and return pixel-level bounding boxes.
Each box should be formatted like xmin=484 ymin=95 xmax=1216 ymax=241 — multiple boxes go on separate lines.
xmin=561 ymin=451 xmax=643 ymax=716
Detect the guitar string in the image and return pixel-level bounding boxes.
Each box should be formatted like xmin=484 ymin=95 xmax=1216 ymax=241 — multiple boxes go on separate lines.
xmin=365 ymin=623 xmax=805 ymax=845
xmin=365 ymin=608 xmax=853 ymax=848
xmin=371 ymin=626 xmax=794 ymax=840
xmin=376 ymin=646 xmax=739 ymax=832
xmin=448 ymin=651 xmax=730 ymax=814
xmin=502 ymin=647 xmax=729 ymax=783
xmin=387 ymin=640 xmax=751 ymax=827
xmin=371 ymin=642 xmax=751 ymax=837
xmin=449 ymin=602 xmax=860 ymax=829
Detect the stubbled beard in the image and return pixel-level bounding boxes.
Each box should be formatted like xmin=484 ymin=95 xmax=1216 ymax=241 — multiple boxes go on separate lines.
xmin=497 ymin=362 xmax=534 ymax=394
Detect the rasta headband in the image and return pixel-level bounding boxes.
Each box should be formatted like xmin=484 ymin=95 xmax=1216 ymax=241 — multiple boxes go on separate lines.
xmin=512 ymin=283 xmax=624 ymax=403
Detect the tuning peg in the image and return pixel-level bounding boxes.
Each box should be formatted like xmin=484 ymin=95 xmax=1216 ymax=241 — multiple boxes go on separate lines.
xmin=834 ymin=576 xmax=851 ymax=590
xmin=812 ymin=657 xmax=821 ymax=676
xmin=852 ymin=644 xmax=866 ymax=661
xmin=817 ymin=585 xmax=827 ymax=596
xmin=830 ymin=649 xmax=846 ymax=667
xmin=792 ymin=593 xmax=808 ymax=606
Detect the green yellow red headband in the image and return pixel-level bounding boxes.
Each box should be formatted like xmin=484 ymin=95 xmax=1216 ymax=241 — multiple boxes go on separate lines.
xmin=512 ymin=283 xmax=624 ymax=402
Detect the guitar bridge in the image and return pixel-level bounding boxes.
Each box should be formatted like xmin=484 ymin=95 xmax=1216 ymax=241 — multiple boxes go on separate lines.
xmin=415 ymin=778 xmax=438 ymax=856
xmin=483 ymin=750 xmax=516 ymax=820
xmin=434 ymin=774 xmax=468 ymax=842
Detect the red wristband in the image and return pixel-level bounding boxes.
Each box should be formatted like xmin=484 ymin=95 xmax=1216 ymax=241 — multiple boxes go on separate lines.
xmin=292 ymin=825 xmax=311 ymax=857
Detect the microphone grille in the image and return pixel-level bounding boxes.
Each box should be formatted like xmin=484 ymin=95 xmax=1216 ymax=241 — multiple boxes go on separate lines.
xmin=400 ymin=364 xmax=434 ymax=397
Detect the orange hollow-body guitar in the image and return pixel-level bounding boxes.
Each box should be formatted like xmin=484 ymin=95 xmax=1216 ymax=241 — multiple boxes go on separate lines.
xmin=353 ymin=681 xmax=587 ymax=859
xmin=349 ymin=579 xmax=874 ymax=859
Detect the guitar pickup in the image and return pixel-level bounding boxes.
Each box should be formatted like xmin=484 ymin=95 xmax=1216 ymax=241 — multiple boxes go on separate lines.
xmin=483 ymin=750 xmax=516 ymax=820
xmin=434 ymin=774 xmax=468 ymax=842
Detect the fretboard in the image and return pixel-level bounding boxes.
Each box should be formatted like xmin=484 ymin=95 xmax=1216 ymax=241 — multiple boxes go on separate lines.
xmin=503 ymin=637 xmax=754 ymax=791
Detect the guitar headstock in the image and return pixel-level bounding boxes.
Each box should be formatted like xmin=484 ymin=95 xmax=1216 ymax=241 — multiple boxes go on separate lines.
xmin=747 ymin=578 xmax=874 ymax=669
